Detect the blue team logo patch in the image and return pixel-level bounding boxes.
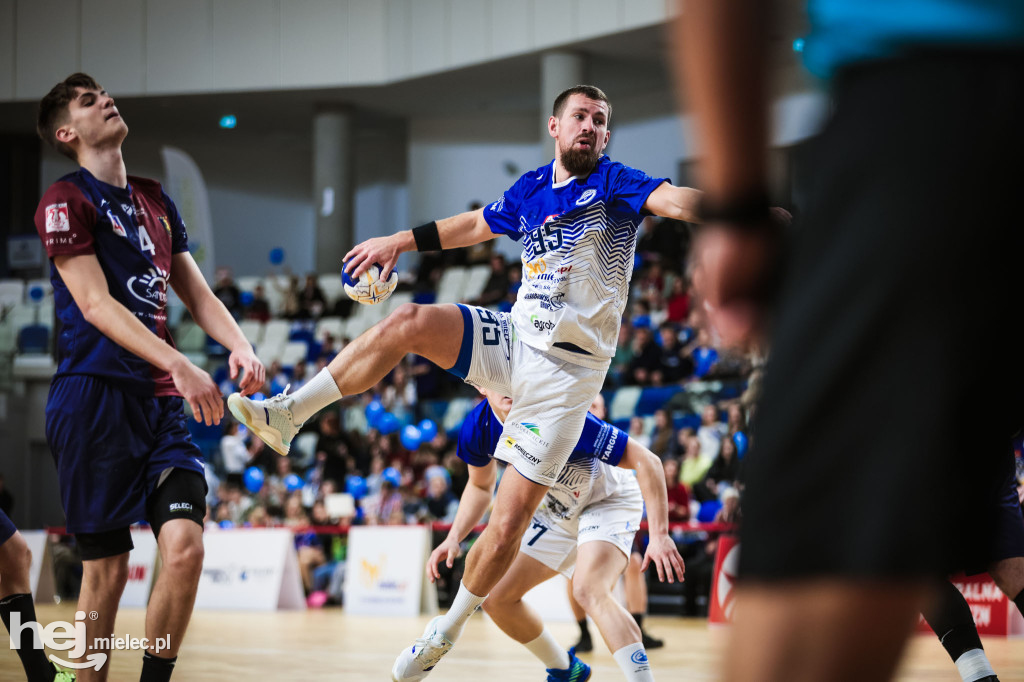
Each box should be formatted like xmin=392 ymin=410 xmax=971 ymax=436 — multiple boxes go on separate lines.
xmin=631 ymin=650 xmax=648 ymax=665
xmin=158 ymin=216 xmax=172 ymax=234
xmin=107 ymin=210 xmax=127 ymax=237
xmin=575 ymin=189 xmax=597 ymax=206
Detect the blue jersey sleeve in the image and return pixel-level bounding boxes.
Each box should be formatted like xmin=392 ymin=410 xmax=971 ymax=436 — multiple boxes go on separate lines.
xmin=606 ymin=162 xmax=668 ymax=217
xmin=483 ymin=178 xmax=526 ymax=241
xmin=161 ymin=190 xmax=190 ymax=255
xmin=573 ymin=412 xmax=628 ymax=466
xmin=456 ymin=402 xmax=499 ymax=468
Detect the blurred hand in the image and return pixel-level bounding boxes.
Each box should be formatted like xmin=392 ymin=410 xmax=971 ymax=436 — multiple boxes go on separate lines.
xmin=426 ymin=536 xmax=463 ymax=583
xmin=692 ymin=214 xmax=786 ymax=349
xmin=642 ymin=533 xmax=686 ymax=583
xmin=229 ymin=345 xmax=265 ymax=396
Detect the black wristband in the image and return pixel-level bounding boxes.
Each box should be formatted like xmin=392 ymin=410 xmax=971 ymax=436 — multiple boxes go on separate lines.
xmin=697 ymin=193 xmax=773 ymax=228
xmin=412 ymin=221 xmax=442 ymax=251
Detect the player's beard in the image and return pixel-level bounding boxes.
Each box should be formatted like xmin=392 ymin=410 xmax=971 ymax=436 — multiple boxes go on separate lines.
xmin=559 ymin=137 xmax=600 ymax=177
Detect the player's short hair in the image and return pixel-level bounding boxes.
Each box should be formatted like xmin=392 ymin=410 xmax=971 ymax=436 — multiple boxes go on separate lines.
xmin=552 ymin=84 xmax=612 ymax=120
xmin=37 ymin=72 xmax=101 ymax=161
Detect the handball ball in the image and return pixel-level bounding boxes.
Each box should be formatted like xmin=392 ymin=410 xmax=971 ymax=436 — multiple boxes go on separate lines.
xmin=342 ymin=262 xmax=397 ymax=305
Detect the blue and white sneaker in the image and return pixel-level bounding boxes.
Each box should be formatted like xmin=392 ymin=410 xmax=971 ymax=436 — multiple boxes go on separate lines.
xmin=391 ymin=616 xmax=453 ymax=681
xmin=546 ymin=648 xmax=591 ymax=682
xmin=227 ymin=388 xmax=301 ymax=456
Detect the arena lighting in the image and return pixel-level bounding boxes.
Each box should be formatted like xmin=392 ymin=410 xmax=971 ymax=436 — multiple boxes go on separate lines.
xmin=219 ymin=114 xmax=237 ymax=129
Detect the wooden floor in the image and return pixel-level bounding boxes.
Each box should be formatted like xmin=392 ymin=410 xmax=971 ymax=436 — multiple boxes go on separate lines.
xmin=2 ymin=605 xmax=1022 ymax=680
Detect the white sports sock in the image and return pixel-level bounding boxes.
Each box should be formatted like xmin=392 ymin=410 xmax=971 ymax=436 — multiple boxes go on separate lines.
xmin=524 ymin=629 xmax=570 ymax=670
xmin=284 ymin=368 xmax=342 ymax=424
xmin=954 ymin=648 xmax=996 ymax=682
xmin=613 ymin=642 xmax=655 ymax=682
xmin=436 ymin=581 xmax=486 ymax=642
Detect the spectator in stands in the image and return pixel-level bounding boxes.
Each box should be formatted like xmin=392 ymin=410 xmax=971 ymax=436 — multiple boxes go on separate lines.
xmin=716 ymin=487 xmax=741 ymax=524
xmin=318 ymin=332 xmax=339 ymax=364
xmin=365 ymin=477 xmax=404 ymax=525
xmin=655 ymin=323 xmax=694 ymax=385
xmin=505 ymin=263 xmax=522 ymax=308
xmin=282 ymin=492 xmax=309 ymax=528
xmin=637 ymin=261 xmax=665 ymax=303
xmin=695 ymin=436 xmax=742 ymax=503
xmin=244 ymin=283 xmax=271 ymax=323
xmin=627 ymin=325 xmax=662 ymax=386
xmin=298 ymin=273 xmax=327 ymax=319
xmin=317 ymin=412 xmax=351 ymax=489
xmin=680 ymin=431 xmax=713 ymax=490
xmin=664 ymin=458 xmax=691 ymax=523
xmin=382 ymin=362 xmax=416 ymax=422
xmin=628 ymin=416 xmax=650 ymax=449
xmin=271 ymin=271 xmax=302 ymax=319
xmin=243 ymin=503 xmax=270 ymax=527
xmin=665 ymin=275 xmax=691 ymax=324
xmin=726 ymin=403 xmax=746 ymax=436
xmin=609 ymin=322 xmax=635 ymax=387
xmin=630 ymin=299 xmax=652 ymax=330
xmin=213 ymin=266 xmax=243 ymax=319
xmin=697 ymin=404 xmax=726 ymax=459
xmin=471 ymin=253 xmax=509 ymax=307
xmin=443 ymin=450 xmax=469 ymax=498
xmin=649 ymin=408 xmax=675 ymax=459
xmin=220 ymin=419 xmax=262 ymax=487
xmin=267 ymin=359 xmax=289 ymax=394
xmin=290 ymin=361 xmax=309 ymax=393
xmin=420 ymin=474 xmax=459 ymax=523
xmin=636 ymin=216 xmax=691 ymax=270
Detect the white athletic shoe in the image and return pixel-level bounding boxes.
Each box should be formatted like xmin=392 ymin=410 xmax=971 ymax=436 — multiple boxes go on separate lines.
xmin=391 ymin=616 xmax=453 ymax=682
xmin=226 ymin=389 xmax=302 ymax=456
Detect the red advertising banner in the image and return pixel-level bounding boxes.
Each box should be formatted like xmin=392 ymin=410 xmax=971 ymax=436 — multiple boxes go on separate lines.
xmin=917 ymin=573 xmax=1024 ymax=637
xmin=708 ymin=534 xmax=741 ymax=625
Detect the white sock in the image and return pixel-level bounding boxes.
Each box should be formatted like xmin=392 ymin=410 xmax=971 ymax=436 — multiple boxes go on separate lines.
xmin=524 ymin=629 xmax=570 ymax=670
xmin=436 ymin=581 xmax=486 ymax=642
xmin=284 ymin=368 xmax=342 ymax=424
xmin=613 ymin=642 xmax=655 ymax=681
xmin=954 ymin=648 xmax=996 ymax=682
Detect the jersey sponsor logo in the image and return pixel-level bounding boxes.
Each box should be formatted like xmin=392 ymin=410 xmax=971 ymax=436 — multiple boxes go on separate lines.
xmin=630 ymin=650 xmax=649 ymax=666
xmin=107 ymin=210 xmax=127 ymax=237
xmin=542 ymin=213 xmax=561 ymax=225
xmin=575 ymin=189 xmax=597 ymax=206
xmin=121 ymin=203 xmax=134 ymax=215
xmin=158 ymin=216 xmax=172 ymax=234
xmin=489 ymin=196 xmax=505 ymax=214
xmin=127 ymin=266 xmax=169 ymax=309
xmin=600 ymin=427 xmax=619 ymax=461
xmin=523 ymin=258 xmax=546 ymax=279
xmin=169 ymin=502 xmax=193 ymax=513
xmin=530 ymin=314 xmax=555 ymax=333
xmin=521 ymin=422 xmax=541 ymax=437
xmin=45 ymin=203 xmax=70 ymax=233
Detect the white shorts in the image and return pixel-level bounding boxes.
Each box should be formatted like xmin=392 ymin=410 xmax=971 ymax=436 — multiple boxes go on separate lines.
xmin=519 ymin=476 xmax=643 ymax=578
xmin=449 ymin=305 xmax=606 ymax=486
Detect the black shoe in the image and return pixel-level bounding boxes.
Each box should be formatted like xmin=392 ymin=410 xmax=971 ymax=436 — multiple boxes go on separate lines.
xmin=641 ymin=630 xmax=664 ymax=649
xmin=573 ymin=633 xmax=593 ymax=653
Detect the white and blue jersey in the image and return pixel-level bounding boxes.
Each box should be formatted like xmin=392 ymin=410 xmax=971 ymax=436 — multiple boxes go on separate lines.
xmin=457 ymin=399 xmax=630 ymax=521
xmin=484 ymin=155 xmax=666 ymax=370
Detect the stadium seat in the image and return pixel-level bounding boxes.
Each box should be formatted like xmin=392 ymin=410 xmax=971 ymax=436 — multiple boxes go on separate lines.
xmin=317 ymin=273 xmax=346 ymax=307
xmin=462 ymin=264 xmax=491 ymax=301
xmin=279 ymin=340 xmax=309 ymax=368
xmin=383 ymin=292 xmax=413 ymax=316
xmin=238 ymin=319 xmax=265 ymax=346
xmin=17 ymin=324 xmax=49 ymax=354
xmin=315 ymin=316 xmax=346 ymax=342
xmin=176 ymin=321 xmax=206 ymax=353
xmin=0 ymin=280 xmax=25 ymax=308
xmin=435 ymin=267 xmax=467 ymax=304
xmin=442 ymin=397 xmax=477 ymax=434
xmin=635 ymin=386 xmax=682 ymax=416
xmin=609 ymin=386 xmax=642 ymax=422
xmin=236 ymin=275 xmax=262 ymax=293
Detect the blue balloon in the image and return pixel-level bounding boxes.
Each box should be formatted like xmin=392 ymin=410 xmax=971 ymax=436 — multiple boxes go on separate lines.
xmin=365 ymin=400 xmax=385 ymax=427
xmin=218 ymin=520 xmax=235 ymax=529
xmin=400 ymin=424 xmax=422 ymax=451
xmin=694 ymin=347 xmax=719 ymax=378
xmin=269 ymin=247 xmax=285 ymax=265
xmin=377 ymin=413 xmax=401 ymax=435
xmin=28 ymin=286 xmax=44 ymax=303
xmin=240 ymin=290 xmax=254 ymax=306
xmin=346 ymin=475 xmax=368 ymax=500
xmin=418 ymin=419 xmax=438 ymax=442
xmin=243 ymin=466 xmax=264 ymax=494
xmin=382 ymin=466 xmax=402 ymax=488
xmin=733 ymin=431 xmax=749 ymax=457
xmin=284 ymin=473 xmax=303 ymax=492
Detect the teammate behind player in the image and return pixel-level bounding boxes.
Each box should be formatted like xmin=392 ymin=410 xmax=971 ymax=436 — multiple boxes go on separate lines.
xmin=419 ymin=389 xmax=683 ymax=681
xmin=227 ymin=85 xmax=708 ymax=681
xmin=34 ymin=73 xmax=264 ymax=682
xmin=0 ymin=510 xmax=74 ymax=681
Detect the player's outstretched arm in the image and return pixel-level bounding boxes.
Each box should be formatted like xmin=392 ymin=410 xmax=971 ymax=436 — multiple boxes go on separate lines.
xmin=53 ymin=253 xmax=224 ymax=425
xmin=643 ymin=183 xmax=703 ymax=223
xmin=169 ymin=252 xmax=265 ymax=396
xmin=619 ymin=438 xmax=686 ymax=584
xmin=344 ymin=208 xmax=497 ymax=280
xmin=426 ymin=459 xmax=497 ymax=582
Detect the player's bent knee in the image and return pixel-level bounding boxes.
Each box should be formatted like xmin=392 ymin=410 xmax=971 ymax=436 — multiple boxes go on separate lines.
xmin=162 ymin=536 xmax=204 ymax=576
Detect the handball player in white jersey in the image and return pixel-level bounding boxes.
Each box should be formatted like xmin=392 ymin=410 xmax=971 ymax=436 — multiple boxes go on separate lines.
xmin=425 ymin=389 xmax=683 ymax=681
xmin=227 ymin=85 xmax=706 ymax=680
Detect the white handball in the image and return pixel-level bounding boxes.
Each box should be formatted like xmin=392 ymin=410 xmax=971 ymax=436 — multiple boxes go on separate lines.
xmin=342 ymin=262 xmax=398 ymax=305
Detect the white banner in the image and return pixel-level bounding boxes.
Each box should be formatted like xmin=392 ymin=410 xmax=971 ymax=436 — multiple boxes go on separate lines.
xmin=119 ymin=530 xmax=158 ymax=608
xmin=193 ymin=529 xmax=305 ymax=611
xmin=161 ymin=146 xmax=216 ymax=284
xmin=23 ymin=531 xmax=54 ymax=603
xmin=344 ymin=526 xmax=437 ymax=618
